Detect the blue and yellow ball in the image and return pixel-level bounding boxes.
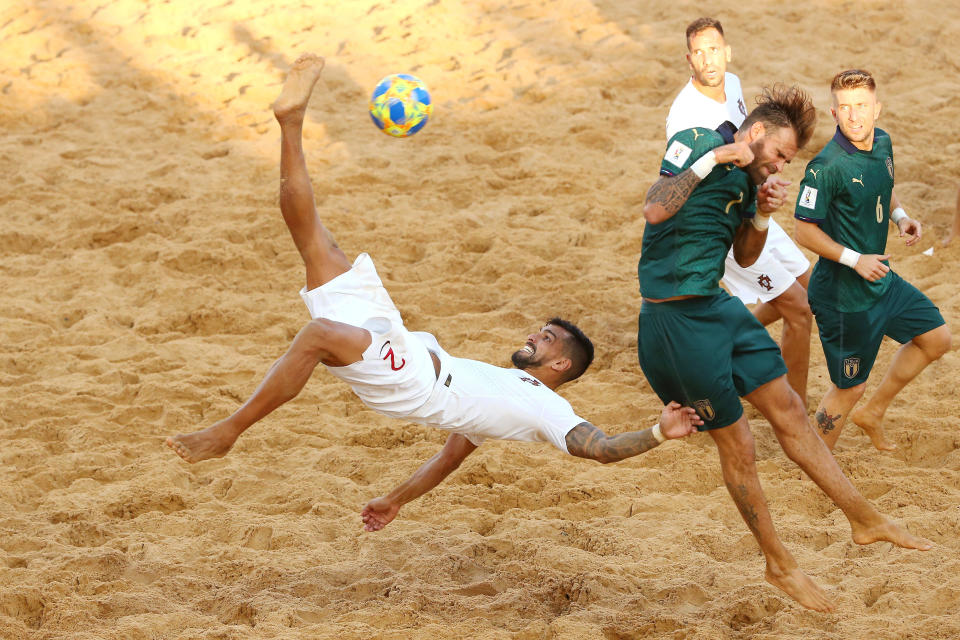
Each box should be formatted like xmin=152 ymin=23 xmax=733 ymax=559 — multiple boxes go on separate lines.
xmin=369 ymin=74 xmax=432 ymax=137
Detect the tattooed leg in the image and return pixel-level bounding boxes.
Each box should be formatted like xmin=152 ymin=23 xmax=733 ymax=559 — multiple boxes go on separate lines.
xmin=710 ymin=417 xmax=835 ymax=613
xmin=813 ymin=383 xmax=866 ymax=450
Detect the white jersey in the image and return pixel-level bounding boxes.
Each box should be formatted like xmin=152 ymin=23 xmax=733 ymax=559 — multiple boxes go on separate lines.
xmin=665 ymin=73 xmax=747 ymax=140
xmin=300 ymin=253 xmax=586 ymax=453
xmin=411 ymin=355 xmax=586 ymax=452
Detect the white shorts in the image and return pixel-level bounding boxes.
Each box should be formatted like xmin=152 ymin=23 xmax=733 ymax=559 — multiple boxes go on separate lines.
xmin=299 ymin=253 xmax=442 ymax=418
xmin=722 ymin=218 xmax=810 ymax=304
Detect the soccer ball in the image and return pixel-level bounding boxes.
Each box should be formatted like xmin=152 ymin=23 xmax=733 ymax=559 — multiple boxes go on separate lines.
xmin=369 ymin=74 xmax=432 ymax=137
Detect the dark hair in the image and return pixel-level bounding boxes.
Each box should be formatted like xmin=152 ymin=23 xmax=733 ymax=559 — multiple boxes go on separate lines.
xmin=831 ymin=69 xmax=876 ymax=93
xmin=546 ymin=317 xmax=594 ymax=382
xmin=740 ymin=84 xmax=817 ymax=149
xmin=685 ymin=17 xmax=724 ymax=49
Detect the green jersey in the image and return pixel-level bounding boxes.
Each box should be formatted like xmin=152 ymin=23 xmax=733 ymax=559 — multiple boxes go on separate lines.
xmin=795 ymin=127 xmax=896 ymax=312
xmin=639 ymin=127 xmax=758 ymax=299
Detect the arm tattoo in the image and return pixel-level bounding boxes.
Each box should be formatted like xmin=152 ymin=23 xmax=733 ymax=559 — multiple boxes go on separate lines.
xmin=565 ymin=421 xmax=661 ymax=464
xmin=727 ymin=482 xmax=761 ymax=534
xmin=645 ymin=170 xmax=701 ymax=218
xmin=815 ymin=408 xmax=842 ymax=434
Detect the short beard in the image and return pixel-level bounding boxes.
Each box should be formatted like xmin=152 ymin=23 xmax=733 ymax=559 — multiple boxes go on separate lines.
xmin=511 ymin=349 xmax=534 ymax=369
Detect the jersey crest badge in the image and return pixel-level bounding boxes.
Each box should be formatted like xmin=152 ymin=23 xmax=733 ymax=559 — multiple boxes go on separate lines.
xmin=519 ymin=376 xmax=542 ymax=387
xmin=799 ymin=185 xmax=818 ymax=209
xmin=843 ymin=357 xmax=860 ymax=379
xmin=757 ymin=274 xmax=773 ymax=291
xmin=885 ymin=157 xmax=894 ymax=179
xmin=693 ymin=399 xmax=716 ymax=421
xmin=737 ymin=98 xmax=746 ymax=117
xmin=665 ymin=140 xmax=693 ymax=168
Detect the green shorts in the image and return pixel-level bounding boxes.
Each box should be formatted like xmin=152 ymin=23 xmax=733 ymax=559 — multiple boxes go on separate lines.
xmin=811 ymin=271 xmax=945 ymax=389
xmin=637 ymin=292 xmax=787 ymax=430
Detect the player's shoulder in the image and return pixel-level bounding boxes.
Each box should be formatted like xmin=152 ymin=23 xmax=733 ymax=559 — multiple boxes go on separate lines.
xmin=873 ymin=127 xmax=893 ymax=151
xmin=668 ymin=126 xmax=723 ymax=147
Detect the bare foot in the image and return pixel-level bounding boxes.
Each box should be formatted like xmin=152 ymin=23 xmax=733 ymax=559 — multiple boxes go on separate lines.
xmin=272 ymin=53 xmax=326 ymax=122
xmin=165 ymin=421 xmax=240 ymax=463
xmin=852 ymin=518 xmax=934 ymax=551
xmin=765 ymin=566 xmax=836 ymax=613
xmin=850 ymin=406 xmax=896 ymax=451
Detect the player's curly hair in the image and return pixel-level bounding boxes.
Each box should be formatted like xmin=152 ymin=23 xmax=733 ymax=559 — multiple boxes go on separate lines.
xmin=740 ymin=84 xmax=817 ymax=149
xmin=831 ymin=69 xmax=876 ymax=93
xmin=546 ymin=317 xmax=594 ymax=382
xmin=685 ymin=17 xmax=724 ymax=49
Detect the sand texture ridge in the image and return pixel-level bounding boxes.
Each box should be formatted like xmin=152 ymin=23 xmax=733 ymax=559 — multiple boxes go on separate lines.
xmin=2 ymin=0 xmax=960 ymax=638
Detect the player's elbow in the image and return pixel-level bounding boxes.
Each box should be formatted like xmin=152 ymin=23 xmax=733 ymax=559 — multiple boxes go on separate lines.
xmin=643 ymin=201 xmax=669 ymax=225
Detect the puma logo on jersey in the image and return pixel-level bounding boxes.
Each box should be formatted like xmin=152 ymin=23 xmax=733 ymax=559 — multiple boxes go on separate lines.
xmin=852 ymin=175 xmax=864 ymax=187
xmin=808 ymin=168 xmax=819 ymax=179
xmin=692 ymin=128 xmax=703 ymax=140
xmin=725 ymin=191 xmax=744 ymax=214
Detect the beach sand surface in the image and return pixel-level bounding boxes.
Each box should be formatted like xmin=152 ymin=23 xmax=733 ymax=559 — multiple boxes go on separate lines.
xmin=2 ymin=1 xmax=959 ymax=638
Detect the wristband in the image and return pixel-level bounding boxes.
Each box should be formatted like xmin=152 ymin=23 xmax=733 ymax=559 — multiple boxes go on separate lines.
xmin=689 ymin=151 xmax=717 ymax=179
xmin=751 ymin=214 xmax=771 ymax=231
xmin=838 ymin=247 xmax=861 ymax=268
xmin=651 ymin=423 xmax=667 ymax=444
xmin=891 ymin=207 xmax=907 ymax=225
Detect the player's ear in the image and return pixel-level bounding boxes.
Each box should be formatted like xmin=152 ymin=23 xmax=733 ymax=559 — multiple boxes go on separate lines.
xmin=749 ymin=120 xmax=765 ymax=141
xmin=552 ymin=357 xmax=572 ymax=375
xmin=874 ymin=101 xmax=882 ymax=121
xmin=725 ymin=45 xmax=731 ymax=62
xmin=685 ymin=52 xmax=693 ymax=70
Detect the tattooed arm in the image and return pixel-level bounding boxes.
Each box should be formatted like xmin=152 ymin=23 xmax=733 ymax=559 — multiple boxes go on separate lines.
xmin=565 ymin=401 xmax=702 ymax=464
xmin=643 ymin=140 xmax=756 ymax=224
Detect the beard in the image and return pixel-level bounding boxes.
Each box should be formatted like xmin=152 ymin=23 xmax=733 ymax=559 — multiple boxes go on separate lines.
xmin=511 ymin=348 xmax=536 ymax=369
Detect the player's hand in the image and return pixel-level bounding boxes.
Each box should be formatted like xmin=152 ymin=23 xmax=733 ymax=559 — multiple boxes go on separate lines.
xmin=897 ymin=217 xmax=922 ymax=246
xmin=361 ymin=497 xmax=402 ymax=532
xmin=853 ymin=253 xmax=891 ymax=282
xmin=659 ymin=401 xmax=703 ymax=439
xmin=757 ymin=176 xmax=791 ymax=213
xmin=713 ymin=140 xmax=754 ymax=167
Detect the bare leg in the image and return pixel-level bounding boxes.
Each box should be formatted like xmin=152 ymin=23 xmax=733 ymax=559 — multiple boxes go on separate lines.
xmin=167 ymin=319 xmax=370 ymax=463
xmin=941 ymin=185 xmax=960 ymax=246
xmin=167 ymin=54 xmax=368 ymax=463
xmin=271 ymin=53 xmax=351 ymax=290
xmin=851 ymin=324 xmax=951 ymax=448
xmin=747 ymin=376 xmax=933 ymax=551
xmin=765 ymin=281 xmax=812 ymax=407
xmin=813 ymin=383 xmax=866 ymax=450
xmin=750 ymin=269 xmax=810 ymax=327
xmin=709 ymin=418 xmax=835 ymax=613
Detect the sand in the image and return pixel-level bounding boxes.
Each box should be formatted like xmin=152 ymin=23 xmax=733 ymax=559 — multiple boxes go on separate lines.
xmin=2 ymin=0 xmax=960 ymax=638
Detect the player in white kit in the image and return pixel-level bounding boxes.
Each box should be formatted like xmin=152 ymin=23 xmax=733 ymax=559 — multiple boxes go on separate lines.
xmin=165 ymin=54 xmax=703 ymax=531
xmin=665 ymin=17 xmax=814 ymax=405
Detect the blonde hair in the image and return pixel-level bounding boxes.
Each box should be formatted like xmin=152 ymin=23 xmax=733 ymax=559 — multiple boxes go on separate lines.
xmin=831 ymin=69 xmax=876 ymax=93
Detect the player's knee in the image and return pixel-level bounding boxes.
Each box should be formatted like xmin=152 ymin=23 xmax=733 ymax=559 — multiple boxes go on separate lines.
xmin=775 ymin=285 xmax=812 ymax=328
xmin=922 ymin=325 xmax=952 ymax=361
xmin=300 ymin=318 xmax=340 ymax=355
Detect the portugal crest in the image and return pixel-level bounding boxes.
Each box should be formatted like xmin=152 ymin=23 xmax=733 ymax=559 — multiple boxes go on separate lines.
xmin=693 ymin=399 xmax=716 ymax=421
xmin=843 ymin=357 xmax=861 ymax=379
xmin=885 ymin=156 xmax=894 ymax=179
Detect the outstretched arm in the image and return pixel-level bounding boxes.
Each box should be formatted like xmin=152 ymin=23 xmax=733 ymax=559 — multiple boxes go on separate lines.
xmin=795 ymin=220 xmax=890 ymax=282
xmin=361 ymin=433 xmax=478 ymax=531
xmin=565 ymin=401 xmax=702 ymax=464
